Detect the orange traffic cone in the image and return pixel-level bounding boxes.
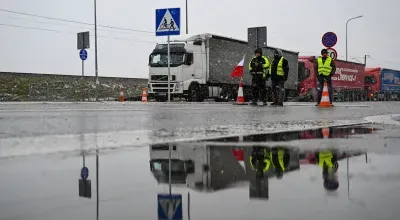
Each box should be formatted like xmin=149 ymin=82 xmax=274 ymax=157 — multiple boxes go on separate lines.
xmin=233 ymin=82 xmax=246 ymax=105
xmin=119 ymin=87 xmax=124 ymax=102
xmin=141 ymin=88 xmax=148 ymax=102
xmin=318 ymin=82 xmax=333 ymax=107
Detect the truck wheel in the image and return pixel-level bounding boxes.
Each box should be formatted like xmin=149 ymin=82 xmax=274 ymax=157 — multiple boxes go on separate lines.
xmin=188 ymin=83 xmax=203 ymax=102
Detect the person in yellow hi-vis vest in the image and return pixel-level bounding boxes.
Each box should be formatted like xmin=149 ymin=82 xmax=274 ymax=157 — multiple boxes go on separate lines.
xmin=270 ymin=147 xmax=291 ymax=179
xmin=315 ymin=49 xmax=336 ymax=106
xmin=315 ymin=149 xmax=339 ymax=191
xmin=268 ymin=49 xmax=289 ymax=106
xmin=249 ymin=147 xmax=271 ymax=177
xmin=249 ymin=48 xmax=271 ymax=106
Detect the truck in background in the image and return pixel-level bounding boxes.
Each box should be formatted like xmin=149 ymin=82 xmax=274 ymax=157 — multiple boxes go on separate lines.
xmin=364 ymin=68 xmax=400 ymax=101
xmin=297 ymin=56 xmax=366 ymax=102
xmin=147 ymin=33 xmax=300 ymax=102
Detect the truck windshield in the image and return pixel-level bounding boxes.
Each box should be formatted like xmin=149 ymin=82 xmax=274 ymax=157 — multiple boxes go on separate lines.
xmin=150 ymin=159 xmax=185 ymax=173
xmin=365 ymin=76 xmax=377 ymax=84
xmin=149 ymin=53 xmax=185 ymax=67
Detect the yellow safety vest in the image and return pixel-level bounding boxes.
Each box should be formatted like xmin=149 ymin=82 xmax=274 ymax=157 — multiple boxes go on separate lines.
xmin=277 ymin=150 xmax=285 ymax=171
xmin=318 ymin=150 xmax=333 ymax=168
xmin=249 ymin=149 xmax=271 ymax=173
xmin=317 ymin=57 xmax=333 ymax=76
xmin=269 ymin=57 xmax=285 ymax=76
xmin=249 ymin=56 xmax=270 ymax=78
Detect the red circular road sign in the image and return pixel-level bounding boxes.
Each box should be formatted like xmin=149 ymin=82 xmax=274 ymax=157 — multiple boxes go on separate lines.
xmin=326 ymin=47 xmax=338 ymax=60
xmin=322 ymin=32 xmax=338 ymax=48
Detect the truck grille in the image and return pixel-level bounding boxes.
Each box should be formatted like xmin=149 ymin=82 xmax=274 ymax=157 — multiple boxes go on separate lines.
xmin=151 ymin=75 xmax=176 ymax=81
xmin=151 ymin=144 xmax=177 ymax=151
xmin=152 ymin=84 xmax=174 ymax=88
xmin=153 ymin=89 xmax=174 ymax=93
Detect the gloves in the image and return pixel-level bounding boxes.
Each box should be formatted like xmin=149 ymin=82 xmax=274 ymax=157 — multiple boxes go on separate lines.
xmin=283 ymin=75 xmax=288 ymax=81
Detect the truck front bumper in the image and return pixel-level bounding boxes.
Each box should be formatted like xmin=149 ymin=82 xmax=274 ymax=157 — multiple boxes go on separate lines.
xmin=148 ymin=82 xmax=184 ymax=97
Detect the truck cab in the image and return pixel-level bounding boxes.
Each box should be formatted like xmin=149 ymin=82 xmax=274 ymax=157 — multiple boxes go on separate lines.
xmin=149 ymin=143 xmax=210 ymax=188
xmin=298 ymin=56 xmax=318 ymax=102
xmin=147 ymin=38 xmax=205 ymax=102
xmin=364 ymin=67 xmax=381 ymax=100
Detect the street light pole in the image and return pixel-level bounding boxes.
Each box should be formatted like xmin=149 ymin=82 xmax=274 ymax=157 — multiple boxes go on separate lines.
xmin=185 ymin=0 xmax=188 ymax=34
xmin=94 ymin=0 xmax=99 ymax=101
xmin=346 ymin=15 xmax=363 ymax=61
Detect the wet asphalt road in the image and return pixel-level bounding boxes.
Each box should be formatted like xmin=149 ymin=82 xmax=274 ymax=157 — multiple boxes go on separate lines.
xmin=0 ymin=101 xmax=400 ymax=220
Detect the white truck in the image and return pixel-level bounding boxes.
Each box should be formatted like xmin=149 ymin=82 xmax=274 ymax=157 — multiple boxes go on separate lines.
xmin=147 ymin=33 xmax=300 ymax=102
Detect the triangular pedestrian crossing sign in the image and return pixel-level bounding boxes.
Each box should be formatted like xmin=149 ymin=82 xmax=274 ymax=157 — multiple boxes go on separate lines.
xmin=157 ymin=9 xmax=180 ymax=32
xmin=159 ymin=198 xmax=181 ymax=219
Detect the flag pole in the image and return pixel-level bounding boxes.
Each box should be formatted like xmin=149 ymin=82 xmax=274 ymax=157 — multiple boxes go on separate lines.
xmin=240 ymin=54 xmax=245 ymax=85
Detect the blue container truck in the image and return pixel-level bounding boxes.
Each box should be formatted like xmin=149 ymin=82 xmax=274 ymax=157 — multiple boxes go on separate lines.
xmin=380 ymin=68 xmax=400 ymax=101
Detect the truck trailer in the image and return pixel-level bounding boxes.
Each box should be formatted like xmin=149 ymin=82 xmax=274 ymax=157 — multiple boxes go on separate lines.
xmin=365 ymin=67 xmax=400 ymax=101
xmin=298 ymin=56 xmax=366 ymax=102
xmin=147 ymin=33 xmax=299 ymax=102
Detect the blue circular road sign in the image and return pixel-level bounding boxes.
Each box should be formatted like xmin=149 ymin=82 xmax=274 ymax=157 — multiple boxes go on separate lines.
xmin=81 ymin=167 xmax=89 ymax=180
xmin=79 ymin=49 xmax=88 ymax=61
xmin=322 ymin=32 xmax=338 ymax=48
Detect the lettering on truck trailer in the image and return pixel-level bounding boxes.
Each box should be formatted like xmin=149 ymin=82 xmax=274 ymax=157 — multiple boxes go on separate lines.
xmin=331 ymin=68 xmax=358 ymax=82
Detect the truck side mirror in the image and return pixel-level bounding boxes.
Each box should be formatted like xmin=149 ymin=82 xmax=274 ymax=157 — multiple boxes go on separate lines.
xmin=185 ymin=53 xmax=193 ymax=66
xmin=185 ymin=160 xmax=195 ymax=173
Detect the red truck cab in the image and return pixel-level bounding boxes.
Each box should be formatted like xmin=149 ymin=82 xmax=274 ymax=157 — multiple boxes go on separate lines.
xmin=364 ymin=67 xmax=381 ymax=100
xmin=298 ymin=56 xmax=320 ymax=102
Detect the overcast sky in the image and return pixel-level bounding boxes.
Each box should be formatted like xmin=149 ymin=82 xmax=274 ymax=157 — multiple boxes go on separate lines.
xmin=0 ymin=0 xmax=399 ymax=78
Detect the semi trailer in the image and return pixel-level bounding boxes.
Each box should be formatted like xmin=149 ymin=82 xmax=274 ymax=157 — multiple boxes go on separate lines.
xmin=364 ymin=67 xmax=400 ymax=101
xmin=147 ymin=33 xmax=300 ymax=102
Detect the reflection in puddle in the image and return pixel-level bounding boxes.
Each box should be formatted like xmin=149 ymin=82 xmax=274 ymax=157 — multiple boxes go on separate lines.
xmin=149 ymin=126 xmax=372 ymax=202
xmin=206 ymin=125 xmax=377 ymax=142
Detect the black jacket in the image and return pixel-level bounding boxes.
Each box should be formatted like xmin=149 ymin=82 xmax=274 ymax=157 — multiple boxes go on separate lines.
xmin=270 ymin=56 xmax=289 ymax=81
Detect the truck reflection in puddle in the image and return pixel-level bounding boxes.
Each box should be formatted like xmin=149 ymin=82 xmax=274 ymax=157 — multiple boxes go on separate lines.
xmin=149 ymin=129 xmax=368 ymax=200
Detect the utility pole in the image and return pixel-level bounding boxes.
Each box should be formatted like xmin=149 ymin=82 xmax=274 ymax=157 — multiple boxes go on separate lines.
xmin=186 ymin=0 xmax=188 ymax=34
xmin=364 ymin=54 xmax=370 ymax=66
xmin=94 ymin=0 xmax=99 ymax=102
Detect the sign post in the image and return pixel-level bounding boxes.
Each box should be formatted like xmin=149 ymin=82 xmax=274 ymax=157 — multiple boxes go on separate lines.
xmin=248 ymin=26 xmax=267 ymax=49
xmin=322 ymin=32 xmax=338 ymax=48
xmin=326 ymin=47 xmax=338 ymax=60
xmin=155 ymin=8 xmax=181 ymax=102
xmin=79 ymin=49 xmax=88 ymax=76
xmin=77 ymin=31 xmax=90 ymax=77
xmin=157 ymin=194 xmax=183 ymax=220
xmin=322 ymin=32 xmax=338 ymax=60
xmin=79 ymin=156 xmax=91 ymax=199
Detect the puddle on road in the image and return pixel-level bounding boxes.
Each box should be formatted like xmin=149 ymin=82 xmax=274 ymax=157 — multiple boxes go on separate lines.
xmin=1 ymin=124 xmax=400 ymax=220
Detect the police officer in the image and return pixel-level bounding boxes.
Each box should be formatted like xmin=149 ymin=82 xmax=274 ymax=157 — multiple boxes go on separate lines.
xmin=249 ymin=48 xmax=270 ymax=105
xmin=269 ymin=49 xmax=289 ymax=106
xmin=316 ymin=49 xmax=336 ymax=106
